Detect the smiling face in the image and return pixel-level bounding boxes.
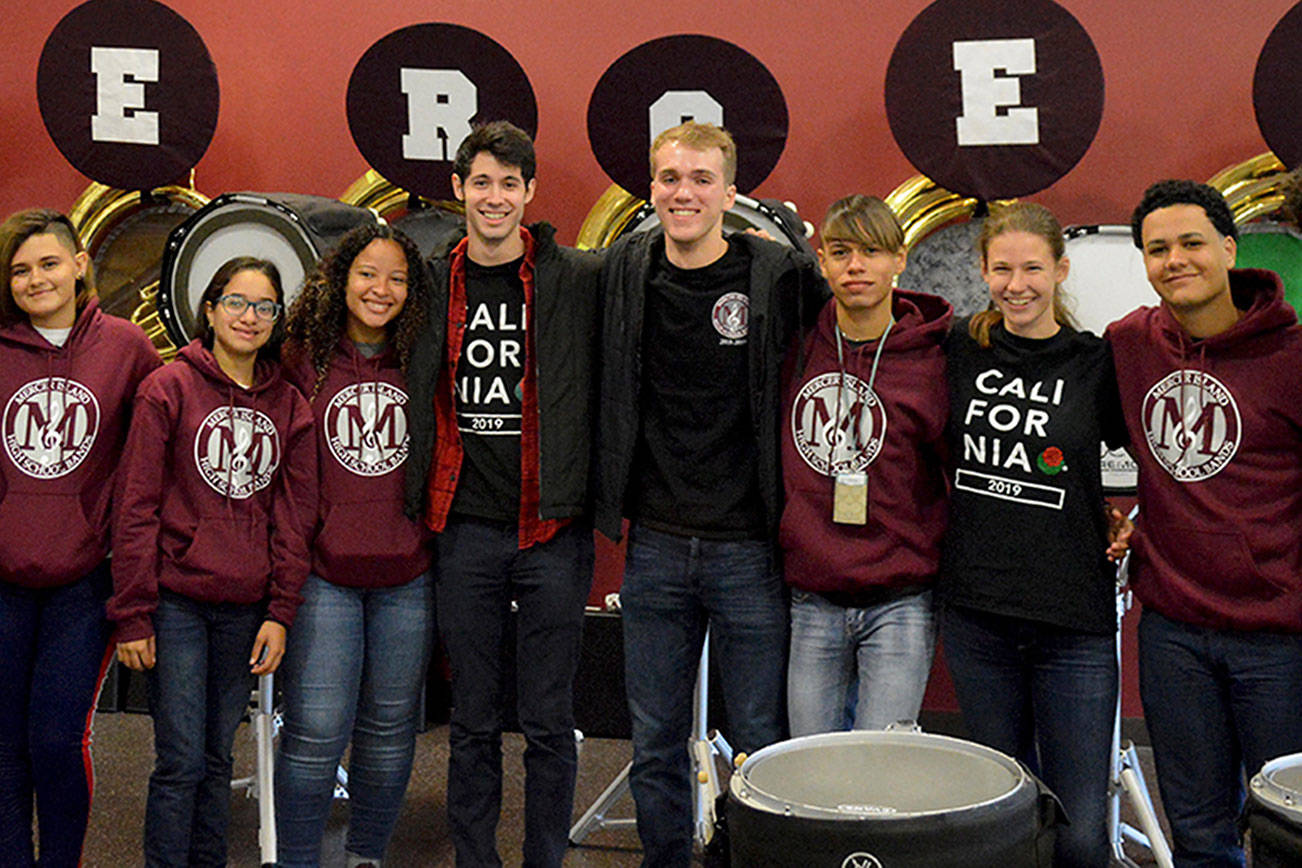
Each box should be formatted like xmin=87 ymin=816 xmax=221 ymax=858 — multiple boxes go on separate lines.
xmin=452 ymin=151 xmax=535 ymax=261
xmin=9 ymin=232 xmax=87 ymax=329
xmin=1140 ymin=203 xmax=1236 ymax=314
xmin=205 ymin=268 xmax=278 ymax=362
xmin=650 ymin=141 xmax=737 ymax=265
xmin=345 ymin=238 xmax=408 ymax=343
xmin=981 ymin=230 xmax=1068 ymax=339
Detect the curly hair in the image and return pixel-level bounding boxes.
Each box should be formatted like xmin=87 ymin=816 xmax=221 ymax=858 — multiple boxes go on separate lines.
xmin=283 ymin=222 xmax=432 ymax=398
xmin=1130 ymin=179 xmax=1237 ymax=248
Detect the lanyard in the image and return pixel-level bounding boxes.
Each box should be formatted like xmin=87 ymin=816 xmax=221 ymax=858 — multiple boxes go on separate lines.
xmin=830 ymin=317 xmax=893 ymax=476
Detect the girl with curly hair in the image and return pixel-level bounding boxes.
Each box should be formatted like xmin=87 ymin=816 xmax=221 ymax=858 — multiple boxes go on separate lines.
xmin=275 ymin=223 xmax=436 ymax=867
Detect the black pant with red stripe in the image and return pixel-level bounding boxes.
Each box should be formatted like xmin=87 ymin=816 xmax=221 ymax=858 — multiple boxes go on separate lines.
xmin=0 ymin=562 xmax=113 ymax=868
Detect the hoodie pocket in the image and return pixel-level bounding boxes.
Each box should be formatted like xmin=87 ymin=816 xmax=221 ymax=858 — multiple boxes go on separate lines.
xmin=316 ymin=499 xmax=426 ymax=568
xmin=1144 ymin=523 xmax=1289 ymax=600
xmin=0 ymin=490 xmax=100 ymax=582
xmin=177 ymin=515 xmax=272 ymax=588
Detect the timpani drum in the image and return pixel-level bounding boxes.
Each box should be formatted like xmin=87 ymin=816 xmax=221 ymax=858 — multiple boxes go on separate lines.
xmin=1246 ymin=753 xmax=1302 ymax=867
xmin=725 ymin=731 xmax=1060 ymax=867
xmin=157 ymin=193 xmax=377 ymax=347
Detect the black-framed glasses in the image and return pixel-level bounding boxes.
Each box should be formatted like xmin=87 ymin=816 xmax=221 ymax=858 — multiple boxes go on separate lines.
xmin=214 ymin=294 xmax=282 ymax=322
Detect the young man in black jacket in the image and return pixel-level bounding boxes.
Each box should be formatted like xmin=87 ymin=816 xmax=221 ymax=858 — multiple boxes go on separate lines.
xmin=403 ymin=121 xmax=600 ymax=868
xmin=593 ymin=121 xmax=825 ymax=866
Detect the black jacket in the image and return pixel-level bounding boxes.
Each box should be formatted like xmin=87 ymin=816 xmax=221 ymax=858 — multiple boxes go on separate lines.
xmin=403 ymin=223 xmax=601 ymax=522
xmin=593 ymin=229 xmax=827 ymax=541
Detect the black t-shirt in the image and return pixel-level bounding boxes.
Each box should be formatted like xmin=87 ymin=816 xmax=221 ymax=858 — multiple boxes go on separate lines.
xmin=940 ymin=319 xmax=1129 ymax=633
xmin=631 ymin=237 xmax=766 ymax=539
xmin=449 ymin=257 xmax=525 ymax=522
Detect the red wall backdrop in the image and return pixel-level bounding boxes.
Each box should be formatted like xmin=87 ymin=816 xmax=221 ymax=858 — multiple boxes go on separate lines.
xmin=2 ymin=0 xmax=1295 ymax=720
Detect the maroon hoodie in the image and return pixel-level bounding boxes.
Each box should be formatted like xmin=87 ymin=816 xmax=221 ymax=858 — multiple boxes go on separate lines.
xmin=780 ymin=290 xmax=952 ymax=594
xmin=285 ymin=339 xmax=431 ymax=587
xmin=0 ymin=300 xmax=160 ymax=588
xmin=109 ymin=340 xmax=317 ymax=643
xmin=1106 ymin=269 xmax=1302 ymax=632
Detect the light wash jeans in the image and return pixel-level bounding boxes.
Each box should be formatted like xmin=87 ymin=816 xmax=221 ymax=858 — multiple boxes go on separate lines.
xmin=275 ymin=572 xmax=434 ymax=867
xmin=787 ymin=588 xmax=935 ymax=736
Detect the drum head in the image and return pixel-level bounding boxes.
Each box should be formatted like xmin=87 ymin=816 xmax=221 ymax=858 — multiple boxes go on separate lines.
xmin=732 ymin=730 xmax=1028 ymax=820
xmin=896 ymin=218 xmax=986 ymax=316
xmin=1061 ymin=225 xmax=1160 ymax=337
xmin=1252 ymin=752 xmax=1302 ymax=820
xmin=579 ymin=186 xmax=811 ymax=252
xmin=158 ymin=193 xmax=376 ymax=347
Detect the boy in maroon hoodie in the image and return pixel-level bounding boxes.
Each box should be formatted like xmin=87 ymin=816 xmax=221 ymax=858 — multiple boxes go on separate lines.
xmin=1106 ymin=180 xmax=1302 ymax=867
xmin=781 ymin=194 xmax=950 ymax=736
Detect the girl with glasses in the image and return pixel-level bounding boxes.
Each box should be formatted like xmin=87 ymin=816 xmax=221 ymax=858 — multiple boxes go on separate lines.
xmin=109 ymin=256 xmax=316 ymax=867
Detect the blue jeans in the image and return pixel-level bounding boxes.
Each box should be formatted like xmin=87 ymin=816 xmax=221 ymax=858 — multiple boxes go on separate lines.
xmin=787 ymin=589 xmax=935 ymax=736
xmin=435 ymin=518 xmax=592 ymax=868
xmin=941 ymin=605 xmax=1116 ymax=868
xmin=1138 ymin=609 xmax=1302 ymax=868
xmin=275 ymin=572 xmax=434 ymax=866
xmin=144 ymin=591 xmax=263 ymax=868
xmin=0 ymin=564 xmax=112 ymax=868
xmin=620 ymin=524 xmax=787 ymax=868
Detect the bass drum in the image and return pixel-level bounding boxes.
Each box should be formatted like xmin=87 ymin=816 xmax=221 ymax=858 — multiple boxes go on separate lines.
xmin=339 ymin=169 xmax=465 ymax=259
xmin=69 ymin=182 xmax=209 ymax=360
xmin=1246 ymin=752 xmax=1302 ymax=867
xmin=157 ymin=193 xmax=377 ymax=348
xmin=726 ymin=730 xmax=1060 ymax=868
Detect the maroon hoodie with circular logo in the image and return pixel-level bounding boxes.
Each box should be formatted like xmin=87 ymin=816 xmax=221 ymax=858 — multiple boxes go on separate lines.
xmin=108 ymin=340 xmax=316 ymax=644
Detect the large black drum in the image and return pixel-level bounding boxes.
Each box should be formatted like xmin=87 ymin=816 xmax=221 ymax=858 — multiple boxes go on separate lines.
xmin=1246 ymin=753 xmax=1302 ymax=867
xmin=158 ymin=193 xmax=376 ymax=347
xmin=726 ymin=731 xmax=1059 ymax=868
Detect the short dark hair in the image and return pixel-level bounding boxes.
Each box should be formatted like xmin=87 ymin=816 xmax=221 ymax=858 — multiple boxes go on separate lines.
xmin=451 ymin=121 xmax=536 ymax=184
xmin=194 ymin=256 xmax=286 ymax=362
xmin=1130 ymin=180 xmax=1237 ymax=248
xmin=0 ymin=208 xmax=95 ymax=327
xmin=1282 ymin=168 xmax=1302 ymax=228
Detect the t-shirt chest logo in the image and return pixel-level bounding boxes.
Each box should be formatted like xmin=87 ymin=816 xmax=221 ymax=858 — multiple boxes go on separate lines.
xmin=3 ymin=377 xmax=100 ymax=479
xmin=1141 ymin=369 xmax=1241 ymax=482
xmin=324 ymin=383 xmax=409 ymax=477
xmin=193 ymin=406 xmax=281 ymax=499
xmin=790 ymin=372 xmax=886 ymax=474
xmin=711 ymin=292 xmax=749 ymax=343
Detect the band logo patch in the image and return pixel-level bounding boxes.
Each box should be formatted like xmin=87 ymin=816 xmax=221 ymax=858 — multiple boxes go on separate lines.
xmin=791 ymin=372 xmax=886 ymax=474
xmin=3 ymin=378 xmax=100 ymax=479
xmin=324 ymin=383 xmax=409 ymax=477
xmin=712 ymin=292 xmax=749 ymax=343
xmin=193 ymin=406 xmax=280 ymax=499
xmin=1142 ymin=370 xmax=1240 ymax=482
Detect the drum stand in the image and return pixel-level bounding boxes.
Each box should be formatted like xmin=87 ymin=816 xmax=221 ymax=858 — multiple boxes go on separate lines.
xmin=569 ymin=626 xmax=733 ymax=849
xmin=1110 ymin=573 xmax=1174 ymax=868
xmin=231 ymin=673 xmax=278 ymax=867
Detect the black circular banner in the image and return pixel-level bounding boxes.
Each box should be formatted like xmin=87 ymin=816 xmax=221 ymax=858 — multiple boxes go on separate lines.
xmin=587 ymin=35 xmax=788 ymax=196
xmin=1253 ymin=2 xmax=1302 ymax=170
xmin=347 ymin=23 xmax=538 ymax=201
xmin=885 ymin=0 xmax=1103 ymax=200
xmin=37 ymin=0 xmax=219 ymax=191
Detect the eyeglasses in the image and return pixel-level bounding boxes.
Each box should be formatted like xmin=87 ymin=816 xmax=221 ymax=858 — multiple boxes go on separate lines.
xmin=213 ymin=294 xmax=282 ymax=322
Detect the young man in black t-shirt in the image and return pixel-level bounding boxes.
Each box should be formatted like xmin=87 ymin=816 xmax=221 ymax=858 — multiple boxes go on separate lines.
xmin=403 ymin=121 xmax=600 ymax=868
xmin=594 ymin=122 xmax=824 ymax=866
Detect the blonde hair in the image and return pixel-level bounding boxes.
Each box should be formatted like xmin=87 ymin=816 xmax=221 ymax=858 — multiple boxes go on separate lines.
xmin=820 ymin=195 xmax=904 ymax=254
xmin=969 ymin=202 xmax=1076 ymax=348
xmin=649 ymin=122 xmax=737 ymax=185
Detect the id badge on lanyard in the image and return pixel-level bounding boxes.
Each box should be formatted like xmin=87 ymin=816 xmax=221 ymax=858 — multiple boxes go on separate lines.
xmin=829 ymin=320 xmax=891 ymax=525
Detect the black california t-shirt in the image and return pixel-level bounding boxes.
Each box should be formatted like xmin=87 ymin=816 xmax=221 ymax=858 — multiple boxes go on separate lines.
xmin=449 ymin=257 xmax=524 ymax=522
xmin=631 ymin=237 xmax=766 ymax=538
xmin=940 ymin=319 xmax=1128 ymax=633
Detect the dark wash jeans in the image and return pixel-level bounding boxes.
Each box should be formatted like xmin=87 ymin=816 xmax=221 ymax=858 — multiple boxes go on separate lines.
xmin=434 ymin=518 xmax=592 ymax=868
xmin=0 ymin=563 xmax=112 ymax=868
xmin=144 ymin=590 xmax=262 ymax=868
xmin=620 ymin=524 xmax=788 ymax=868
xmin=1138 ymin=608 xmax=1302 ymax=868
xmin=941 ymin=604 xmax=1117 ymax=868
